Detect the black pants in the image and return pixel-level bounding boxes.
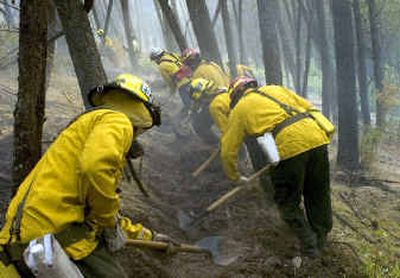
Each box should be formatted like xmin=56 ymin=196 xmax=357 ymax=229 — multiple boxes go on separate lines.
xmin=244 ymin=137 xmax=273 ymax=194
xmin=271 ymin=145 xmax=332 ymax=249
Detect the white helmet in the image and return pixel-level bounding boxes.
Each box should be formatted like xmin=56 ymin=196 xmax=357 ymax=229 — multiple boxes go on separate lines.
xmin=150 ymin=47 xmax=164 ymax=61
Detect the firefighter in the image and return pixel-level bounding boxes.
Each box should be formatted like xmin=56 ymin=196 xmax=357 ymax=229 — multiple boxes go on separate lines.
xmin=0 ymin=74 xmax=173 ymax=277
xmin=181 ymin=48 xmax=229 ymax=88
xmin=185 ymin=78 xmax=230 ymax=143
xmin=220 ymin=77 xmax=333 ymax=257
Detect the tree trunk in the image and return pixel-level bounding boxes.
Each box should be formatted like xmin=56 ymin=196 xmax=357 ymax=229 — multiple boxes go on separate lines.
xmin=153 ymin=0 xmax=177 ymax=51
xmin=211 ymin=0 xmax=222 ymax=28
xmin=53 ymin=0 xmax=108 ymax=108
xmin=314 ymin=0 xmax=334 ymax=119
xmin=367 ymin=0 xmax=385 ymax=127
xmin=295 ymin=1 xmax=303 ymax=93
xmin=221 ymin=0 xmax=237 ymax=76
xmin=157 ymin=0 xmax=188 ymax=52
xmin=353 ymin=0 xmax=371 ymax=125
xmin=3 ymin=0 xmax=15 ymax=28
xmin=185 ymin=0 xmax=222 ymax=65
xmin=103 ymin=0 xmax=114 ymax=40
xmin=257 ymin=0 xmax=282 ymax=85
xmin=120 ymin=0 xmax=137 ymax=68
xmin=332 ymin=0 xmax=360 ymax=170
xmin=237 ymin=0 xmax=245 ymax=64
xmin=46 ymin=0 xmax=57 ymax=90
xmin=13 ymin=0 xmax=48 ymax=190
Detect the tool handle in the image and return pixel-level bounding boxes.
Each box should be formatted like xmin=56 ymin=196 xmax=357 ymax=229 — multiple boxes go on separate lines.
xmin=192 ymin=148 xmax=220 ymax=177
xmin=126 ymin=239 xmax=209 ymax=254
xmin=206 ymin=163 xmax=272 ymax=212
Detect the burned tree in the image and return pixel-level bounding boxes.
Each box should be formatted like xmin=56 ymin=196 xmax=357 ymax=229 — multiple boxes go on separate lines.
xmin=185 ymin=0 xmax=222 ymax=65
xmin=332 ymin=0 xmax=360 ymax=170
xmin=368 ymin=0 xmax=385 ymax=127
xmin=120 ymin=0 xmax=138 ymax=67
xmin=221 ymin=0 xmax=237 ymax=76
xmin=53 ymin=0 xmax=107 ymax=107
xmin=13 ymin=0 xmax=48 ymax=189
xmin=157 ymin=0 xmax=188 ymax=52
xmin=353 ymin=0 xmax=371 ymax=125
xmin=257 ymin=0 xmax=282 ymax=84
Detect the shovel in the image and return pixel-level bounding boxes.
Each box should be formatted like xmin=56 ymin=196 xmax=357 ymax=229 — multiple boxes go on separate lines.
xmin=179 ymin=163 xmax=273 ymax=231
xmin=192 ymin=148 xmax=220 ymax=177
xmin=126 ymin=236 xmax=237 ymax=266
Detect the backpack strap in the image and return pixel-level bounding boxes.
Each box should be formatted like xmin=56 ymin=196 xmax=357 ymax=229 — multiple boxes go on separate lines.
xmin=250 ymin=90 xmax=310 ymax=138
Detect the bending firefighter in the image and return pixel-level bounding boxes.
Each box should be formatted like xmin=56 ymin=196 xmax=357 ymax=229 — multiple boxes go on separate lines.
xmin=149 ymin=48 xmax=192 ymax=106
xmin=0 ymin=74 xmax=173 ymax=277
xmin=220 ymin=77 xmax=334 ymax=257
xmin=180 ymin=49 xmax=230 ymax=143
xmin=186 ymin=78 xmax=231 ymax=143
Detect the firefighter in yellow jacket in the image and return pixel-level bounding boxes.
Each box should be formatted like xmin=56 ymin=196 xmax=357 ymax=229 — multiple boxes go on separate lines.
xmin=0 ymin=74 xmax=172 ymax=277
xmin=220 ymin=77 xmax=332 ymax=257
xmin=185 ymin=78 xmax=230 ymax=143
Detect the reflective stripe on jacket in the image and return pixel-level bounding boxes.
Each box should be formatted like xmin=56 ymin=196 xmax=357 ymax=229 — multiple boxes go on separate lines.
xmin=221 ymin=85 xmax=330 ymax=181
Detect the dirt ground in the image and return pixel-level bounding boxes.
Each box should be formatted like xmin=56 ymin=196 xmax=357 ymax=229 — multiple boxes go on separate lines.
xmin=0 ymin=68 xmax=399 ymax=278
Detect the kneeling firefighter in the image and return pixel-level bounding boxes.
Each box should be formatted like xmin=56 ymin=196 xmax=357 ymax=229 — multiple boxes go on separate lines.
xmin=185 ymin=78 xmax=230 ymax=144
xmin=0 ymin=74 xmax=173 ymax=277
xmin=220 ymin=77 xmax=334 ymax=257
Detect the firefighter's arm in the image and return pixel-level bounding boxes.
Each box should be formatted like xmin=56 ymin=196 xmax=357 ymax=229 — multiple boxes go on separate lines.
xmin=209 ymin=94 xmax=230 ymax=134
xmin=80 ymin=112 xmax=133 ymax=228
xmin=220 ymin=109 xmax=247 ymax=181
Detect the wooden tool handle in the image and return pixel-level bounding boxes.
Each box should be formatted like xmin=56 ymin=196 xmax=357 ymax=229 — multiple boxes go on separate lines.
xmin=192 ymin=148 xmax=220 ymax=177
xmin=126 ymin=239 xmax=209 ymax=254
xmin=206 ymin=163 xmax=272 ymax=212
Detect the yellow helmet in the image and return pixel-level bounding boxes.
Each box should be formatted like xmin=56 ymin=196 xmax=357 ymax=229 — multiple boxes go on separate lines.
xmin=189 ymin=78 xmax=215 ymax=100
xmin=89 ymin=74 xmax=161 ymax=126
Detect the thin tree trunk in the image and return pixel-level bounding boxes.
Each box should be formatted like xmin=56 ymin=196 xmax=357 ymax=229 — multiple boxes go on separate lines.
xmin=367 ymin=0 xmax=385 ymax=127
xmin=332 ymin=0 xmax=360 ymax=170
xmin=13 ymin=0 xmax=48 ymax=190
xmin=314 ymin=0 xmax=334 ymax=118
xmin=46 ymin=0 xmax=57 ymax=90
xmin=211 ymin=0 xmax=222 ymax=28
xmin=237 ymin=0 xmax=245 ymax=63
xmin=221 ymin=0 xmax=236 ymax=76
xmin=103 ymin=0 xmax=114 ymax=40
xmin=120 ymin=0 xmax=137 ymax=68
xmin=3 ymin=0 xmax=15 ymax=28
xmin=185 ymin=0 xmax=222 ymax=65
xmin=295 ymin=1 xmax=303 ymax=93
xmin=353 ymin=0 xmax=371 ymax=125
xmin=301 ymin=25 xmax=312 ymax=98
xmin=92 ymin=5 xmax=101 ymax=30
xmin=257 ymin=0 xmax=282 ymax=84
xmin=154 ymin=0 xmax=176 ymax=50
xmin=53 ymin=0 xmax=108 ymax=108
xmin=158 ymin=0 xmax=188 ymax=52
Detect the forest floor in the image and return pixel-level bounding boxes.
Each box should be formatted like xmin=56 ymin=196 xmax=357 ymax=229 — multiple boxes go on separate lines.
xmin=0 ymin=69 xmax=399 ymax=278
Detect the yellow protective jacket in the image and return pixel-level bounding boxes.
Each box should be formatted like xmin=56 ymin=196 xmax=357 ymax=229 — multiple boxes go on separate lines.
xmin=208 ymin=92 xmax=231 ymax=134
xmin=193 ymin=61 xmax=230 ymax=88
xmin=158 ymin=52 xmax=183 ymax=89
xmin=221 ymin=85 xmax=330 ymax=181
xmin=0 ymin=109 xmax=152 ymax=261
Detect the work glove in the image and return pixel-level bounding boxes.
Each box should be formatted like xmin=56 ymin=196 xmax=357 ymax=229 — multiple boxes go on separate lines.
xmin=103 ymin=224 xmax=127 ymax=253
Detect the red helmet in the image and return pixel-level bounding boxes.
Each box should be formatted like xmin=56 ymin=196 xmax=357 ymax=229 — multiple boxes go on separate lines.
xmin=229 ymin=76 xmax=258 ymax=109
xmin=182 ymin=48 xmax=200 ymax=63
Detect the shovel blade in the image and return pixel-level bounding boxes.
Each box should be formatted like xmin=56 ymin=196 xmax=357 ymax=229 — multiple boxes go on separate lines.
xmin=196 ymin=236 xmax=238 ymax=266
